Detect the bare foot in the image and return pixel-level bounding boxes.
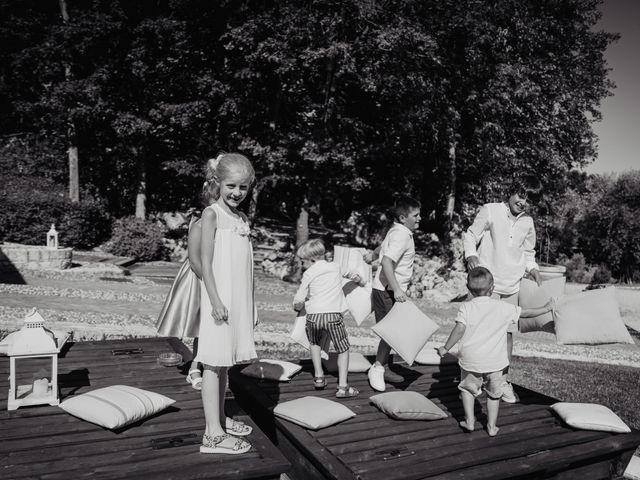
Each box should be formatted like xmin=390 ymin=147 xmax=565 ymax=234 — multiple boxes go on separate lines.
xmin=459 ymin=418 xmax=476 ymax=432
xmin=487 ymin=425 xmax=500 ymax=437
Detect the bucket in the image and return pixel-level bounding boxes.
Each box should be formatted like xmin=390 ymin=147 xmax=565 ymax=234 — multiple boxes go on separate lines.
xmin=538 ymin=264 xmax=566 ymax=281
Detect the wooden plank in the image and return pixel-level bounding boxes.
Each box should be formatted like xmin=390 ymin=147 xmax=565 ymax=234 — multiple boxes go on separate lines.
xmin=230 ymin=361 xmax=640 ymax=480
xmin=0 ymin=339 xmax=290 ymax=480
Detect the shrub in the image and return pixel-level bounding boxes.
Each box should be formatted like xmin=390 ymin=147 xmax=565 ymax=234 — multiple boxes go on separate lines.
xmin=562 ymin=253 xmax=592 ymax=284
xmin=591 ymin=264 xmax=612 ymax=285
xmin=104 ymin=216 xmax=167 ymax=261
xmin=0 ymin=175 xmax=111 ymax=249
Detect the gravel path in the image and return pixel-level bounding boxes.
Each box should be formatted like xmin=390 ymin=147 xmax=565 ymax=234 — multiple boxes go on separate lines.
xmin=1 ymin=265 xmax=638 ymax=369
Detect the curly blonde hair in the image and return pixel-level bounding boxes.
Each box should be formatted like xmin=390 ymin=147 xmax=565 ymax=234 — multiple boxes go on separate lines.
xmin=201 ymin=153 xmax=255 ymax=205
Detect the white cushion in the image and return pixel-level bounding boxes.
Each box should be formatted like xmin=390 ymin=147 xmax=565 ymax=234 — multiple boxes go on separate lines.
xmin=241 ymin=359 xmax=302 ymax=382
xmin=334 ymin=246 xmax=373 ymax=325
xmin=550 ymin=402 xmax=631 ymax=433
xmin=414 ymin=344 xmax=458 ymax=365
xmin=274 ymin=396 xmax=356 ymax=430
xmin=371 ymin=301 xmax=439 ymax=365
xmin=322 ymin=351 xmax=372 ymax=373
xmin=554 ymin=287 xmax=634 ymax=345
xmin=58 ymin=385 xmax=175 ymax=429
xmin=518 ymin=277 xmax=566 ymax=333
xmin=370 ymin=391 xmax=448 ymax=420
xmin=342 ymin=280 xmax=373 ymax=326
xmin=289 ymin=312 xmax=329 ymax=360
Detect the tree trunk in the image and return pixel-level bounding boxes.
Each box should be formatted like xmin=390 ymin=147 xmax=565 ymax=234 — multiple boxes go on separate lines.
xmin=58 ymin=0 xmax=79 ymax=203
xmin=444 ymin=139 xmax=457 ymax=235
xmin=135 ymin=148 xmax=146 ymax=219
xmin=295 ymin=200 xmax=309 ymax=248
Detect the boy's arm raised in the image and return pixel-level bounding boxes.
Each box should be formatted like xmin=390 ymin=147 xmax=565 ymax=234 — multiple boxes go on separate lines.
xmin=200 ymin=207 xmax=227 ymax=322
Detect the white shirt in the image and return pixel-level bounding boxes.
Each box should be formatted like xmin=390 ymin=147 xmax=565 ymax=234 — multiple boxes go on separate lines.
xmin=373 ymin=223 xmax=415 ymax=292
xmin=463 ymin=202 xmax=539 ymax=295
xmin=293 ymin=260 xmax=348 ymax=314
xmin=456 ymin=296 xmax=521 ymax=373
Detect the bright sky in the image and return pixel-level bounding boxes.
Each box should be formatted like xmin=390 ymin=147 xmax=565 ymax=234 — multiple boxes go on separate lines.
xmin=588 ymin=0 xmax=640 ymax=174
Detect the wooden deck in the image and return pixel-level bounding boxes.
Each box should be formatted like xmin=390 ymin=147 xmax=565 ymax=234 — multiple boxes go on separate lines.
xmin=229 ymin=359 xmax=640 ymax=480
xmin=0 ymin=337 xmax=290 ymax=480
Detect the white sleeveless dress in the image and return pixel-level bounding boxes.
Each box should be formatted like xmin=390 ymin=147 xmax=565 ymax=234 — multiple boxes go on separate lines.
xmin=195 ymin=203 xmax=257 ymax=367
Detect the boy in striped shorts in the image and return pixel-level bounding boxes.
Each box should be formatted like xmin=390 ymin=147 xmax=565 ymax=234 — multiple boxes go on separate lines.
xmin=293 ymin=239 xmax=361 ymax=398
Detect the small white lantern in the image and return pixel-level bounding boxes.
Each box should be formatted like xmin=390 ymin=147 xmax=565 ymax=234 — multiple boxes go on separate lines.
xmin=46 ymin=224 xmax=59 ymax=249
xmin=7 ymin=308 xmax=68 ymax=410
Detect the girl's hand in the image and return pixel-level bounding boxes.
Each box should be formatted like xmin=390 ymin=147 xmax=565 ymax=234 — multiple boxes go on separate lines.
xmin=436 ymin=347 xmax=448 ymax=358
xmin=211 ymin=301 xmax=228 ymax=323
xmin=362 ymin=250 xmax=373 ymax=264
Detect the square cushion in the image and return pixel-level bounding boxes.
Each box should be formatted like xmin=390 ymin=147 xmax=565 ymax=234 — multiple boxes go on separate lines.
xmin=550 ymin=402 xmax=631 ymax=433
xmin=322 ymin=351 xmax=372 ymax=373
xmin=289 ymin=311 xmax=330 ymax=360
xmin=414 ymin=343 xmax=458 ymax=365
xmin=241 ymin=359 xmax=303 ymax=382
xmin=371 ymin=301 xmax=439 ymax=365
xmin=58 ymin=385 xmax=175 ymax=429
xmin=518 ymin=277 xmax=566 ymax=333
xmin=335 ymin=246 xmax=373 ymax=325
xmin=274 ymin=396 xmax=356 ymax=430
xmin=370 ymin=391 xmax=447 ymax=420
xmin=554 ymin=287 xmax=634 ymax=345
xmin=342 ymin=280 xmax=373 ymax=326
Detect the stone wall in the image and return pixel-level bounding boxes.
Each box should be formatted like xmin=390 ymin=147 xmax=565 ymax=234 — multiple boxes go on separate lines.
xmin=0 ymin=244 xmax=73 ymax=271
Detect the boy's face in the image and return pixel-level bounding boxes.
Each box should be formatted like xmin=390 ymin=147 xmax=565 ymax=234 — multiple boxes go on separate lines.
xmin=300 ymin=257 xmax=314 ymax=270
xmin=400 ymin=207 xmax=421 ymax=231
xmin=507 ymin=193 xmax=528 ymax=216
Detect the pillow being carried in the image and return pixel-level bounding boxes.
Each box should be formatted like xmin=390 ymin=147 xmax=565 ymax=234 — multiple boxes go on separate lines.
xmin=372 ymin=301 xmax=439 ymax=365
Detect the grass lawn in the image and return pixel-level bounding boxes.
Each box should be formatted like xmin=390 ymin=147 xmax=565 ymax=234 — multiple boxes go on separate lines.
xmin=511 ymin=355 xmax=640 ymax=430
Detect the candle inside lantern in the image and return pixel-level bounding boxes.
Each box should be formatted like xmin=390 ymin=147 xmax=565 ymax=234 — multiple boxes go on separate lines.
xmin=33 ymin=378 xmax=49 ymax=396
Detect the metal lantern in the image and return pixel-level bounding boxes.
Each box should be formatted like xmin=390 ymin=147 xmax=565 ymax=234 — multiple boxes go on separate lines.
xmin=7 ymin=308 xmax=66 ymax=410
xmin=46 ymin=224 xmax=59 ymax=249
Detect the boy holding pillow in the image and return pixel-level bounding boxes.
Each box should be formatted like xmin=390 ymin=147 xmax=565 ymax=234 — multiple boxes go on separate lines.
xmin=437 ymin=267 xmax=553 ymax=436
xmin=366 ymin=195 xmax=422 ymax=392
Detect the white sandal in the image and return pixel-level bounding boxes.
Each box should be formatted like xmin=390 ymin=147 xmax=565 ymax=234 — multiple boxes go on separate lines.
xmin=200 ymin=433 xmax=251 ymax=454
xmin=225 ymin=418 xmax=253 ymax=436
xmin=186 ymin=369 xmax=203 ymax=390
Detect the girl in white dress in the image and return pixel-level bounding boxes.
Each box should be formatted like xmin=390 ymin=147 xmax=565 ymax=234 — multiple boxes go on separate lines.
xmin=195 ymin=153 xmax=258 ymax=454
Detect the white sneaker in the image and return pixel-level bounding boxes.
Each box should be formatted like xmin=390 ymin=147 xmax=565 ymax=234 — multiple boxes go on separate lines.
xmin=368 ymin=364 xmax=386 ymax=392
xmin=501 ymin=381 xmax=519 ymax=403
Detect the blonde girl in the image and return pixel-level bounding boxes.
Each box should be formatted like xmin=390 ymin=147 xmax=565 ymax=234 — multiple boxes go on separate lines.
xmin=195 ymin=153 xmax=258 ymax=454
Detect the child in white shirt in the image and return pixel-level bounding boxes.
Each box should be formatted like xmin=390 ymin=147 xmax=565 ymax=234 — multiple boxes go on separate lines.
xmin=293 ymin=239 xmax=361 ymax=398
xmin=437 ymin=267 xmax=553 ymax=436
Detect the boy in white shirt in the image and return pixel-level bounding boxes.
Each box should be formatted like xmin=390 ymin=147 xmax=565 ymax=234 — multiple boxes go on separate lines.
xmin=293 ymin=239 xmax=361 ymax=398
xmin=462 ymin=177 xmax=543 ymax=403
xmin=367 ymin=195 xmax=421 ymax=392
xmin=437 ymin=267 xmax=553 ymax=436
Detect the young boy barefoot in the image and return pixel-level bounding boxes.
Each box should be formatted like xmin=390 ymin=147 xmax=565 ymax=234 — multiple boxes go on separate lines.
xmin=437 ymin=267 xmax=553 ymax=436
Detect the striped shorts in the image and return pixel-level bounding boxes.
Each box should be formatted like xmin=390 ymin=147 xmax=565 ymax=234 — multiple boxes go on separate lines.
xmin=305 ymin=313 xmax=350 ymax=354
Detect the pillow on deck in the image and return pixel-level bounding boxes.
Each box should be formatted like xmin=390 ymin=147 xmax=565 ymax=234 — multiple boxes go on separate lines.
xmin=241 ymin=359 xmax=303 ymax=382
xmin=59 ymin=385 xmax=175 ymax=429
xmin=554 ymin=287 xmax=634 ymax=345
xmin=518 ymin=277 xmax=566 ymax=333
xmin=550 ymin=402 xmax=631 ymax=433
xmin=322 ymin=351 xmax=372 ymax=373
xmin=414 ymin=344 xmax=458 ymax=365
xmin=274 ymin=396 xmax=356 ymax=430
xmin=370 ymin=391 xmax=447 ymax=421
xmin=372 ymin=301 xmax=439 ymax=366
